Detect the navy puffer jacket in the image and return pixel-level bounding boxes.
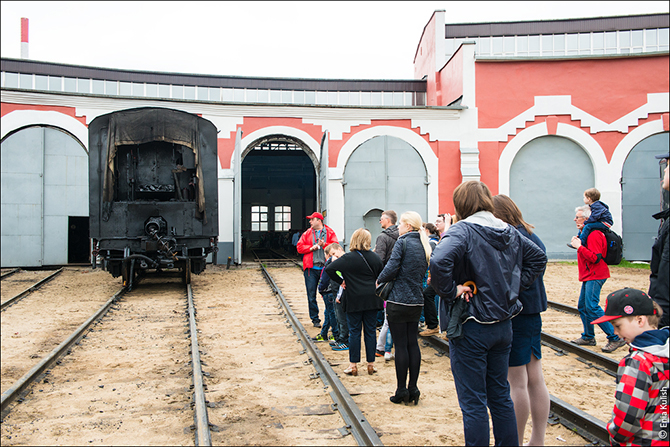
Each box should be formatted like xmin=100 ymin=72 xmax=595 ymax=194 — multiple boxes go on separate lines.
xmin=430 ymin=211 xmax=547 ymax=323
xmin=377 ymin=231 xmax=429 ymax=306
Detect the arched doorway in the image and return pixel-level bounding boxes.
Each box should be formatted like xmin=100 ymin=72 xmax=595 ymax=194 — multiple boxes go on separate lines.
xmin=343 ymin=135 xmax=427 ymax=249
xmin=240 ymin=135 xmax=317 ymax=257
xmin=364 ymin=208 xmax=383 ymax=249
xmin=621 ymin=132 xmax=669 ymax=261
xmin=1 ymin=126 xmax=88 ymax=267
xmin=509 ymin=135 xmax=594 ymax=259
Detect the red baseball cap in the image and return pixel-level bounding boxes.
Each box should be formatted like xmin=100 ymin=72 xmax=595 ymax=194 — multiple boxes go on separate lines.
xmin=591 ymin=288 xmax=657 ymax=324
xmin=306 ymin=212 xmax=323 ymax=220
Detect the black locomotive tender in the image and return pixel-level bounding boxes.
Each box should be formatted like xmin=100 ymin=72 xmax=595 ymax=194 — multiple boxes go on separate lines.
xmin=89 ymin=107 xmax=218 ymax=288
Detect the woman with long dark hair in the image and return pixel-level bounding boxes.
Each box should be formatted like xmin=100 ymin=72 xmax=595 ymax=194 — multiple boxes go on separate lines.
xmin=377 ymin=211 xmax=432 ymax=404
xmin=430 ymin=181 xmax=547 ymax=446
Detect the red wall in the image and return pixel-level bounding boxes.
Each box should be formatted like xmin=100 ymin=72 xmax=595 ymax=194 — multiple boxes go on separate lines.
xmin=475 ymin=55 xmax=670 ymax=129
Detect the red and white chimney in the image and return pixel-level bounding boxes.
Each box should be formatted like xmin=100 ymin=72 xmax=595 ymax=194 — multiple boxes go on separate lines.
xmin=21 ymin=17 xmax=29 ymax=58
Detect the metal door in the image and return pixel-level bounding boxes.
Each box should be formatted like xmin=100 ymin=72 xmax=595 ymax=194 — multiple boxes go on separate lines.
xmin=233 ymin=127 xmax=242 ymax=264
xmin=318 ymin=131 xmax=329 ymax=223
xmin=343 ymin=135 xmax=427 ymax=248
xmin=622 ymin=132 xmax=669 ymax=261
xmin=510 ymin=136 xmax=594 ymax=259
xmin=364 ymin=209 xmax=383 ymax=249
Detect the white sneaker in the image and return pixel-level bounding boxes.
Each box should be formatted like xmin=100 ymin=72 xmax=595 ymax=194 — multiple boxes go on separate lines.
xmin=384 ymin=352 xmax=394 ymax=362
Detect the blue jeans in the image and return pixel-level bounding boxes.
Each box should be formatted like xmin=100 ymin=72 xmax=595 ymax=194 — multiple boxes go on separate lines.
xmin=319 ymin=292 xmax=339 ymax=339
xmin=450 ymin=319 xmax=518 ymax=446
xmin=334 ymin=290 xmax=348 ymax=345
xmin=578 ymin=279 xmax=619 ymax=341
xmin=346 ymin=310 xmax=378 ymax=363
xmin=303 ymin=268 xmax=321 ymax=324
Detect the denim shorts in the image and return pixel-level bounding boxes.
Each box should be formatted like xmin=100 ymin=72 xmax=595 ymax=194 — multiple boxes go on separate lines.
xmin=509 ymin=313 xmax=542 ymax=367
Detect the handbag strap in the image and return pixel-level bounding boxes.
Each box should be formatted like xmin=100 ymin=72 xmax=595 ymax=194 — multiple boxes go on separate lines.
xmin=357 ymin=251 xmax=375 ymax=274
xmin=359 ymin=238 xmax=406 ymax=276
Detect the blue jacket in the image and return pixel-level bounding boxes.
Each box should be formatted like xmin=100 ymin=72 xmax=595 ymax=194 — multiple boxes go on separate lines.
xmin=430 ymin=211 xmax=547 ymax=323
xmin=318 ymin=257 xmax=336 ymax=294
xmin=515 ymin=226 xmax=548 ymax=315
xmin=377 ymin=231 xmax=429 ymax=306
xmin=586 ymin=200 xmax=613 ymax=225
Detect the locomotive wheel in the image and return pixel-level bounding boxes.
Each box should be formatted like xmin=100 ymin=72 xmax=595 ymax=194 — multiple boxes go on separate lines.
xmin=183 ymin=259 xmax=192 ymax=285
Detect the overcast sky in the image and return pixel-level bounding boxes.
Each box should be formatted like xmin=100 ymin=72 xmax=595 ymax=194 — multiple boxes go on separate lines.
xmin=1 ymin=1 xmax=668 ymax=79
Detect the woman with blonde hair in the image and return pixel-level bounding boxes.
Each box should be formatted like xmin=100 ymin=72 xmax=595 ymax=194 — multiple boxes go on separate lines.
xmin=325 ymin=228 xmax=384 ymax=376
xmin=377 ymin=211 xmax=432 ymax=404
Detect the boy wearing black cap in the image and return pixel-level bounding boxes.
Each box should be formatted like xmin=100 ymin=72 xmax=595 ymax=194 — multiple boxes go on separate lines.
xmin=591 ymin=288 xmax=669 ymax=446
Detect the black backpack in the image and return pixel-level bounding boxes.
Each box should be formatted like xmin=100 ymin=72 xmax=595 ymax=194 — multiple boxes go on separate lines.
xmin=594 ymin=228 xmax=623 ymax=265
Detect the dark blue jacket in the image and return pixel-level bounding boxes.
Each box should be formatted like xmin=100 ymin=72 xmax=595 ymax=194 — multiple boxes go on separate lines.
xmin=318 ymin=257 xmax=336 ymax=294
xmin=377 ymin=231 xmax=429 ymax=306
xmin=515 ymin=226 xmax=548 ymax=315
xmin=430 ymin=212 xmax=547 ymax=323
xmin=586 ymin=200 xmax=613 ymax=225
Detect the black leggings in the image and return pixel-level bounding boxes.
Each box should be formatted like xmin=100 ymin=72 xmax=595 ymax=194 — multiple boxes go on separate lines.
xmin=388 ymin=321 xmax=421 ymax=391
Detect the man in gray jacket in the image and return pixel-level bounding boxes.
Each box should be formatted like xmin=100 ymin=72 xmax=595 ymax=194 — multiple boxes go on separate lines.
xmin=375 ymin=210 xmax=399 ymax=266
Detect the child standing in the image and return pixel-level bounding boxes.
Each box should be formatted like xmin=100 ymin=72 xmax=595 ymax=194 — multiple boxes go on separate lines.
xmin=591 ymin=288 xmax=669 ymax=446
xmin=323 ymin=243 xmax=349 ymax=352
xmin=578 ymin=188 xmax=614 ymax=246
xmin=312 ymin=243 xmax=342 ymax=343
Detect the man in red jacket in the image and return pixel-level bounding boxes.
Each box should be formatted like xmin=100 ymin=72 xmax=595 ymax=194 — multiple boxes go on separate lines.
xmin=570 ymin=205 xmax=626 ymax=353
xmin=297 ymin=212 xmax=339 ymax=327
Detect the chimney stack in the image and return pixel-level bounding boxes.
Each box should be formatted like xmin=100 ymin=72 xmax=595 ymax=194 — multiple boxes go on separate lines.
xmin=21 ymin=17 xmax=29 ymax=58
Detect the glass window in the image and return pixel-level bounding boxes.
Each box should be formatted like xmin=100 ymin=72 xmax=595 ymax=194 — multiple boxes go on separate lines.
xmin=361 ymin=91 xmax=371 ymax=106
xmin=158 ymin=84 xmax=170 ymax=98
xmin=184 ymin=85 xmax=195 ymax=100
xmin=444 ymin=39 xmax=454 ymax=55
xmin=371 ymin=92 xmax=382 ymax=106
xmin=632 ymin=30 xmax=643 ymax=48
xmin=146 ymin=84 xmax=158 ymax=97
xmin=619 ymin=30 xmax=630 ymax=48
xmin=133 ymin=82 xmax=145 ymax=96
xmin=35 ymin=74 xmax=48 ymax=90
xmin=20 ymin=73 xmax=33 ymax=89
xmin=257 ymin=89 xmax=269 ymax=103
xmin=49 ymin=76 xmax=62 ymax=91
xmin=274 ymin=206 xmax=291 ymax=231
xmin=593 ymin=32 xmax=604 ymax=50
xmin=119 ymin=81 xmax=131 ymax=96
xmin=63 ymin=78 xmax=77 ymax=93
xmin=233 ymin=88 xmax=245 ymax=102
xmin=604 ymin=31 xmax=616 ymax=49
xmin=245 ymin=88 xmax=257 ymax=103
xmin=197 ymin=86 xmax=208 ymax=100
xmin=541 ymin=35 xmax=553 ymax=54
xmin=350 ymin=91 xmax=361 ymax=106
xmin=304 ymin=91 xmax=315 ymax=104
xmin=316 ymin=91 xmax=327 ymax=104
xmin=504 ymin=36 xmax=515 ymax=54
xmin=338 ymin=91 xmax=348 ymax=105
xmin=251 ymin=206 xmax=268 ymax=231
xmin=414 ymin=92 xmax=426 ymax=107
xmin=660 ymin=28 xmax=669 ymax=48
xmin=327 ymin=91 xmax=338 ymax=104
xmin=270 ymin=89 xmax=281 ymax=103
xmin=554 ymin=34 xmax=565 ymax=53
xmin=478 ymin=36 xmax=491 ymax=55
xmin=567 ymin=33 xmax=578 ymax=51
xmin=293 ymin=90 xmax=304 ymax=104
xmin=4 ymin=72 xmax=18 ymax=88
xmin=492 ymin=36 xmax=503 ymax=54
xmin=528 ymin=35 xmax=540 ymax=55
xmin=516 ymin=36 xmax=528 ymax=54
xmin=92 ymin=79 xmax=104 ymax=94
xmin=282 ymin=90 xmax=292 ymax=103
xmin=579 ymin=33 xmax=591 ymax=53
xmin=646 ymin=29 xmax=657 ymax=48
xmin=77 ymin=78 xmax=90 ymax=93
xmin=404 ymin=92 xmax=412 ymax=107
xmin=393 ymin=92 xmax=403 ymax=106
xmin=221 ymin=88 xmax=233 ymax=101
xmin=172 ymin=85 xmax=183 ymax=99
xmin=209 ymin=87 xmax=220 ymax=101
xmin=382 ymin=92 xmax=392 ymax=106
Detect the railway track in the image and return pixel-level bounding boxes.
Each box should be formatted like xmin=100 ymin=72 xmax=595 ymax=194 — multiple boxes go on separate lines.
xmin=0 ymin=268 xmax=64 ymax=311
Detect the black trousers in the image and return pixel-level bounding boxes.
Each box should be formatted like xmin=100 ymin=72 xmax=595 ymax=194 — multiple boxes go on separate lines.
xmin=423 ymin=283 xmax=439 ymax=329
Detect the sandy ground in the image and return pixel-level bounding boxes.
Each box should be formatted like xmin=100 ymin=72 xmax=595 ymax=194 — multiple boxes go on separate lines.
xmin=0 ymin=262 xmax=652 ymax=446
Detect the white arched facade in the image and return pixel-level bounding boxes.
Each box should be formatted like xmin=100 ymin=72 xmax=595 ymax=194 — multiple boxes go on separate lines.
xmin=1 ymin=110 xmax=88 ymax=151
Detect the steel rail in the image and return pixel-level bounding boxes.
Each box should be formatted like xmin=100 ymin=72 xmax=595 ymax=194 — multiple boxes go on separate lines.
xmin=1 ymin=268 xmax=64 ymax=311
xmin=186 ymin=284 xmax=213 ymax=447
xmin=419 ymin=332 xmax=610 ymax=445
xmin=1 ymin=268 xmax=21 ymax=280
xmin=259 ymin=265 xmax=383 ymax=446
xmin=547 ymin=300 xmax=580 ymax=315
xmin=1 ymin=286 xmax=126 ymax=415
xmin=540 ymin=332 xmax=618 ymax=375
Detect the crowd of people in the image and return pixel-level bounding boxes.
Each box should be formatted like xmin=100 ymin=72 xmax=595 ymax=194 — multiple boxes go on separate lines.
xmin=292 ymin=151 xmax=669 ymax=446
